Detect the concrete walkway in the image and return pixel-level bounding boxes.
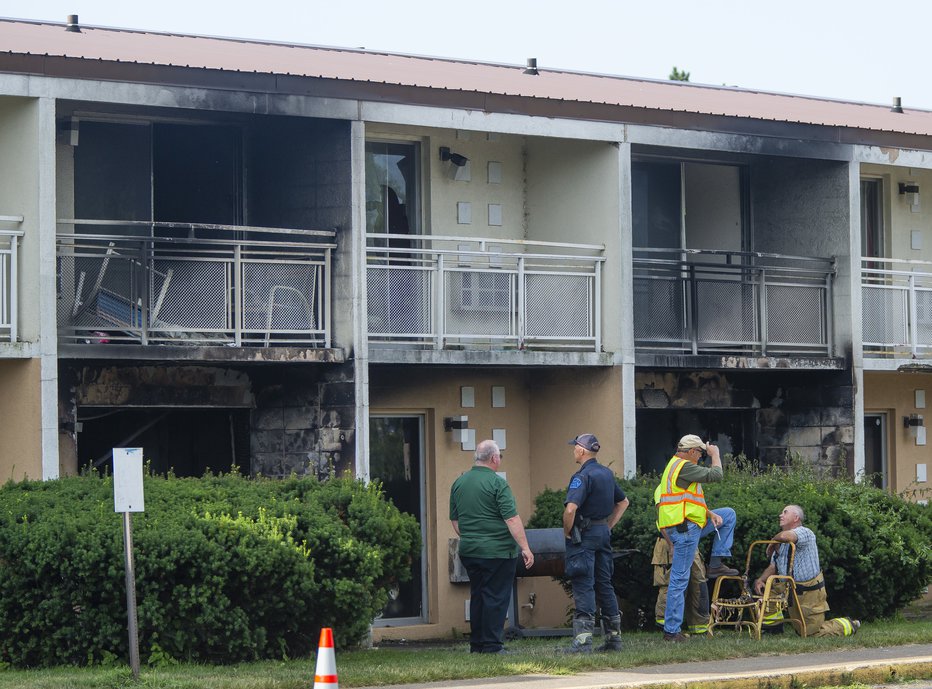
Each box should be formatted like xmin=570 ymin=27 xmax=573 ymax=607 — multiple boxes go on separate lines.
xmin=358 ymin=643 xmax=932 ymax=689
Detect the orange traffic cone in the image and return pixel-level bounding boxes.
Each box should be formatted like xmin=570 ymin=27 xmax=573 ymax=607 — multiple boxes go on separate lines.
xmin=313 ymin=627 xmax=339 ymax=689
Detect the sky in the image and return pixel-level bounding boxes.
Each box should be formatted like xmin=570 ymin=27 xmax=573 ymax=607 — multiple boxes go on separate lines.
xmin=5 ymin=0 xmax=931 ymax=110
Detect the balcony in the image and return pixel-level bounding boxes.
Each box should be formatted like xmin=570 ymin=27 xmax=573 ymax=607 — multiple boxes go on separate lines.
xmin=57 ymin=220 xmax=335 ymax=348
xmin=0 ymin=216 xmax=23 ymax=343
xmin=366 ymin=234 xmax=604 ymax=352
xmin=862 ymin=258 xmax=932 ymax=360
xmin=634 ymin=249 xmax=835 ymax=357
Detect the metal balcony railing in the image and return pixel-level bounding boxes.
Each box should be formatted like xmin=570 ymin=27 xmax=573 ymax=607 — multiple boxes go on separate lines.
xmin=366 ymin=234 xmax=604 ymax=351
xmin=0 ymin=216 xmax=24 ymax=343
xmin=862 ymin=257 xmax=932 ymax=358
xmin=634 ymin=248 xmax=835 ymax=356
xmin=57 ymin=220 xmax=335 ymax=347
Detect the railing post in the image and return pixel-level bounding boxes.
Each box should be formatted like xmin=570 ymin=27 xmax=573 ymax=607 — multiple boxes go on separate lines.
xmin=233 ymin=244 xmax=243 ymax=347
xmin=324 ymin=248 xmax=331 ymax=349
xmin=594 ymin=259 xmax=602 ymax=353
xmin=824 ymin=270 xmax=834 ymax=357
xmin=9 ymin=235 xmax=18 ymax=342
xmin=139 ymin=239 xmax=149 ymax=346
xmin=909 ymin=272 xmax=919 ymax=357
xmin=435 ymin=253 xmax=444 ymax=350
xmin=517 ymin=256 xmax=525 ymax=349
xmin=687 ymin=264 xmax=698 ymax=355
xmin=759 ymin=268 xmax=768 ymax=356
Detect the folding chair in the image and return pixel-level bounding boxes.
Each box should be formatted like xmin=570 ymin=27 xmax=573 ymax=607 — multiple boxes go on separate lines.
xmin=708 ymin=540 xmax=806 ymax=639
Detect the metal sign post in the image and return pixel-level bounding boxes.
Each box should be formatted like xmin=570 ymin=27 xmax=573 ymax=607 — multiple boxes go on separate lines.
xmin=113 ymin=447 xmax=144 ymax=679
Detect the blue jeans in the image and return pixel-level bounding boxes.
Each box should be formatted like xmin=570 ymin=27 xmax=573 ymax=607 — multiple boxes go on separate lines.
xmin=663 ymin=508 xmax=735 ymax=634
xmin=565 ymin=524 xmax=619 ymax=619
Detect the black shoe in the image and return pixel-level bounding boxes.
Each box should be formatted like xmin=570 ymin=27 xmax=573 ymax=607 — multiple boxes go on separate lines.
xmin=663 ymin=632 xmax=689 ymax=642
xmin=707 ymin=563 xmax=739 ymax=578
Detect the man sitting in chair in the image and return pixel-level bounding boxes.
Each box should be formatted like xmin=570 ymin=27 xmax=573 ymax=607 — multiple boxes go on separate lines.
xmin=753 ymin=504 xmax=859 ymax=637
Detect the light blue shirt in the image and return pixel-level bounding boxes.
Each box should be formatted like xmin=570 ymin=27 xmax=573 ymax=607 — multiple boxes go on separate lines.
xmin=772 ymin=525 xmax=821 ymax=582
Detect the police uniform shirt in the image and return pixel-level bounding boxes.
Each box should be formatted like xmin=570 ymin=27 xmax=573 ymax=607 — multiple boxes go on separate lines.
xmin=564 ymin=458 xmax=626 ymax=519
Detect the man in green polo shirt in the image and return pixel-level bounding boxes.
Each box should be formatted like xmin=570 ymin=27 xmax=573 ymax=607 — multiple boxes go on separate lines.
xmin=451 ymin=439 xmax=534 ymax=654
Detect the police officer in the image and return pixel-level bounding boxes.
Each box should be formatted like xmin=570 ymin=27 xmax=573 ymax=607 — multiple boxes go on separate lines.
xmin=562 ymin=433 xmax=629 ymax=653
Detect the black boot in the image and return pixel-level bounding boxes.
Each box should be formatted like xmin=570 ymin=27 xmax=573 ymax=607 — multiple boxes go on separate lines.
xmin=598 ymin=614 xmax=623 ymax=651
xmin=564 ymin=615 xmax=594 ymax=653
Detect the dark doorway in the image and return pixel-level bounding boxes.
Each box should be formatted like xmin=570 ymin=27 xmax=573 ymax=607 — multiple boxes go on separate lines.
xmin=636 ymin=409 xmax=756 ymax=475
xmin=863 ymin=413 xmax=887 ymax=488
xmin=77 ymin=407 xmax=250 ymax=476
xmin=369 ymin=415 xmax=426 ymax=624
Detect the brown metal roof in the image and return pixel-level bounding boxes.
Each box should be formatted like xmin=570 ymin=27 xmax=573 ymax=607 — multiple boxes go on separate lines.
xmin=3 ymin=17 xmax=932 ymax=138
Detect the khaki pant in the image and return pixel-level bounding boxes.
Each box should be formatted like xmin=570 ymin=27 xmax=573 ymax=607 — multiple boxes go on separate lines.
xmin=652 ymin=537 xmax=709 ymax=633
xmin=785 ymin=572 xmax=857 ymax=637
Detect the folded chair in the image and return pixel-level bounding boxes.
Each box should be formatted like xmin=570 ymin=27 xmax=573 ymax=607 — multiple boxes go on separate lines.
xmin=708 ymin=540 xmax=806 ymax=639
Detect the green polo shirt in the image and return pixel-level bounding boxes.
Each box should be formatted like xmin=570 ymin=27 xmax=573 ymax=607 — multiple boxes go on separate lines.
xmin=449 ymin=465 xmax=519 ymax=559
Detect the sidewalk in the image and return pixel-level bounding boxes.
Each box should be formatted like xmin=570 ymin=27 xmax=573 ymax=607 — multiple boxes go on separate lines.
xmin=358 ymin=643 xmax=932 ymax=689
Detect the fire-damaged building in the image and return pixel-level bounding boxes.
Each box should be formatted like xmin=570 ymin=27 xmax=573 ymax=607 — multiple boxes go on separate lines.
xmin=0 ymin=15 xmax=930 ymax=639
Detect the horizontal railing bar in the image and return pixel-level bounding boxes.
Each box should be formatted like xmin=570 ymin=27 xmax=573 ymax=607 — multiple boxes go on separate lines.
xmin=367 ymin=246 xmax=606 ymax=263
xmin=57 ymin=234 xmax=336 ymax=251
xmin=635 ymin=246 xmax=835 ymax=264
xmin=861 ymin=256 xmax=932 ymax=268
xmin=0 ymin=216 xmax=24 ymax=225
xmin=59 ymin=218 xmax=335 ymax=238
xmin=367 ymin=232 xmax=604 ymax=252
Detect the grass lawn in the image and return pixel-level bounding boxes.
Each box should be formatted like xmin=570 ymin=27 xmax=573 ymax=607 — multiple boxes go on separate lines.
xmin=0 ymin=619 xmax=929 ymax=689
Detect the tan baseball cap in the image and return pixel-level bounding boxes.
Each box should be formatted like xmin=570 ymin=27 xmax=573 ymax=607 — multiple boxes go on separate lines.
xmin=677 ymin=434 xmax=707 ymax=451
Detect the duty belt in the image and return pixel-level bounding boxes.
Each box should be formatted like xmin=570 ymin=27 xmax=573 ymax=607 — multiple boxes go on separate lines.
xmin=588 ymin=518 xmax=609 ymax=526
xmin=795 ymin=580 xmax=825 ymax=593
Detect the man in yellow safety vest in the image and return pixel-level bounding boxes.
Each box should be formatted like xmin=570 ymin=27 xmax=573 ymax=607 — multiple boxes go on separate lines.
xmin=654 ymin=434 xmax=738 ymax=642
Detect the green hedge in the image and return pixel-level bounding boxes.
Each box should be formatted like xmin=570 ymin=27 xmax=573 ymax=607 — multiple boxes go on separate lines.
xmin=527 ymin=465 xmax=932 ymax=628
xmin=0 ymin=473 xmax=420 ymax=667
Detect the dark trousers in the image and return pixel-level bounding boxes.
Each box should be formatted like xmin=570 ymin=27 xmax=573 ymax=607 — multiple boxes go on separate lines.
xmin=566 ymin=524 xmax=619 ymax=619
xmin=460 ymin=556 xmax=518 ymax=652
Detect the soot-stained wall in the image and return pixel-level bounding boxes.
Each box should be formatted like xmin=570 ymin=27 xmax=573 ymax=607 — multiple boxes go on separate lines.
xmin=635 ymin=369 xmax=854 ymax=474
xmin=60 ymin=362 xmax=356 ymax=478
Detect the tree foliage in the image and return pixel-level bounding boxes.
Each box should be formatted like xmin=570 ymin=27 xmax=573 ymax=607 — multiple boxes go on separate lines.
xmin=669 ymin=66 xmax=690 ymax=82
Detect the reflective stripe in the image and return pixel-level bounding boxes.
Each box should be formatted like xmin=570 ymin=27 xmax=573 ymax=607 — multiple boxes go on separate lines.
xmin=686 ymin=624 xmax=708 ymax=634
xmin=837 ymin=617 xmax=853 ymax=636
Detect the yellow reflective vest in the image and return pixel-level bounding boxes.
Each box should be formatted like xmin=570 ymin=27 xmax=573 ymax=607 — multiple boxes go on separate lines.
xmin=654 ymin=456 xmax=708 ymax=530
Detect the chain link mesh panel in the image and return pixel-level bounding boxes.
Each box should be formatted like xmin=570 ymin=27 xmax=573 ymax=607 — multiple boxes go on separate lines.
xmin=367 ymin=266 xmax=431 ymax=336
xmin=242 ymin=262 xmax=317 ymax=333
xmin=525 ymin=273 xmax=591 ymax=339
xmin=444 ymin=269 xmax=514 ymax=338
xmin=862 ymin=285 xmax=908 ymax=346
xmin=915 ymin=287 xmax=932 ymax=346
xmin=696 ymin=279 xmax=757 ymax=345
xmin=767 ymin=285 xmax=825 ymax=345
xmin=152 ymin=260 xmax=228 ymax=330
xmin=633 ymin=276 xmax=685 ymax=343
xmin=766 ymin=284 xmax=824 ymax=345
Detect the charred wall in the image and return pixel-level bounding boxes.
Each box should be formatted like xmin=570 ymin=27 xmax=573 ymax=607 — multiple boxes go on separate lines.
xmin=59 ymin=361 xmax=356 ymax=478
xmin=635 ymin=369 xmax=854 ymax=475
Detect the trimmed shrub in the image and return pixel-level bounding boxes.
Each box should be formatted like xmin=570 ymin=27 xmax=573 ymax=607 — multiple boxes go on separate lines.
xmin=528 ymin=464 xmax=932 ymax=628
xmin=0 ymin=473 xmax=419 ymax=667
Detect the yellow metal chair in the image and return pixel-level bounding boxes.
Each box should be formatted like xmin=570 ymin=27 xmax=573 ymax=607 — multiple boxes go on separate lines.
xmin=708 ymin=540 xmax=806 ymax=639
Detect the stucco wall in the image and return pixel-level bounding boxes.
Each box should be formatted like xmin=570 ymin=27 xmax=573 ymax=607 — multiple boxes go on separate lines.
xmin=0 ymin=96 xmax=39 ymax=342
xmin=864 ymin=371 xmax=932 ymax=499
xmin=861 ymin=163 xmax=932 ymax=262
xmin=0 ymin=359 xmax=42 ymax=480
xmin=368 ymin=366 xmax=624 ymax=640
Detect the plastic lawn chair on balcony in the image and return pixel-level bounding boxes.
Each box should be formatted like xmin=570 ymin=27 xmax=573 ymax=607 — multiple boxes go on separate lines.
xmin=708 ymin=540 xmax=805 ymax=639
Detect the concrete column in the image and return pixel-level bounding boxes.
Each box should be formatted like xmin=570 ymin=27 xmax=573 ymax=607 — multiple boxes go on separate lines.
xmin=617 ymin=139 xmax=637 ymax=478
xmin=37 ymin=97 xmax=59 ymax=479
xmin=350 ymin=119 xmax=370 ymax=482
xmin=848 ymin=161 xmax=866 ymax=481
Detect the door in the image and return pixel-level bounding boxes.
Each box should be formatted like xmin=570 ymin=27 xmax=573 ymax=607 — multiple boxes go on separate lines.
xmin=369 ymin=415 xmax=427 ymax=624
xmin=365 ymin=141 xmax=426 ymax=337
xmin=863 ymin=413 xmax=888 ymax=489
